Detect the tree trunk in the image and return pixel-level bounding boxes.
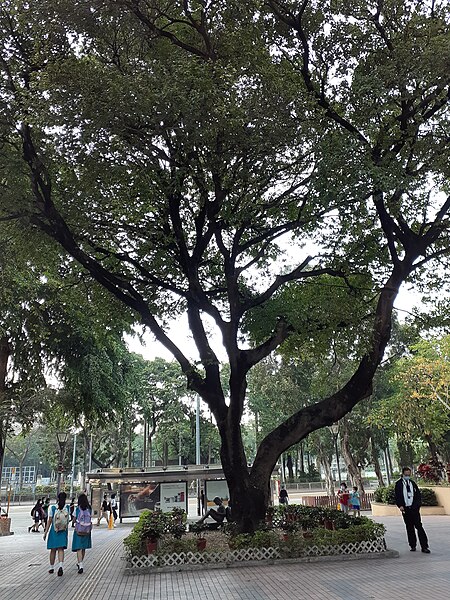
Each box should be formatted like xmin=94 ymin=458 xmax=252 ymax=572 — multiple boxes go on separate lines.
xmin=299 ymin=443 xmax=305 ymax=475
xmin=397 ymin=440 xmax=414 ymax=469
xmin=318 ymin=448 xmax=334 ymax=496
xmin=386 ymin=444 xmax=394 ymax=480
xmin=127 ymin=420 xmax=133 ymax=468
xmin=286 ymin=454 xmax=294 ymax=479
xmin=424 ymin=433 xmax=442 ymax=464
xmin=142 ymin=419 xmax=147 ymax=468
xmin=340 ymin=423 xmax=365 ymax=492
xmin=370 ymin=437 xmax=385 ymax=487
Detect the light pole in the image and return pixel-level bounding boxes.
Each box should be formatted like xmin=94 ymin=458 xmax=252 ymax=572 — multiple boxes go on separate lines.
xmin=329 ymin=424 xmax=342 ymax=484
xmin=69 ymin=433 xmax=77 ymax=499
xmin=56 ymin=432 xmax=69 ymax=495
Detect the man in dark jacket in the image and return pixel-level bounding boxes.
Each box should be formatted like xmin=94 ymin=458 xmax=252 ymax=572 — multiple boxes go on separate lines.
xmin=395 ymin=466 xmax=430 ymax=553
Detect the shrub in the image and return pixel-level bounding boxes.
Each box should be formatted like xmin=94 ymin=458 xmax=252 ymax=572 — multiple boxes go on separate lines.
xmin=123 ymin=529 xmax=146 ymax=558
xmin=372 ymin=483 xmax=397 ymax=504
xmin=157 ymin=537 xmax=197 ymax=554
xmin=420 ymin=488 xmax=438 ymax=506
xmin=374 ymin=484 xmax=437 ymax=506
xmin=312 ymin=522 xmax=386 ymax=546
xmin=123 ymin=509 xmax=171 ymax=557
xmin=373 ymin=486 xmax=385 ymax=503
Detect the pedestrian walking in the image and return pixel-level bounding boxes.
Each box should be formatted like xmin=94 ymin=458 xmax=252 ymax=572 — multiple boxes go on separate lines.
xmin=42 ymin=497 xmax=50 ymax=527
xmin=70 ymin=496 xmax=76 ymax=527
xmin=200 ymin=489 xmax=205 ymax=515
xmin=350 ymin=486 xmax=361 ymax=517
xmin=279 ymin=484 xmax=289 ymax=505
xmin=43 ymin=492 xmax=71 ymax=576
xmin=337 ymin=482 xmax=350 ymax=514
xmin=395 ymin=466 xmax=430 ymax=553
xmin=97 ymin=494 xmax=109 ymax=526
xmin=29 ymin=499 xmax=44 ymax=532
xmin=110 ymin=493 xmax=118 ymax=526
xmin=72 ymin=493 xmax=92 ymax=574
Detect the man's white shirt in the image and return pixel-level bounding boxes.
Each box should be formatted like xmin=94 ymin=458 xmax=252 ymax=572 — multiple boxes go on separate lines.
xmin=403 ymin=478 xmax=414 ymax=507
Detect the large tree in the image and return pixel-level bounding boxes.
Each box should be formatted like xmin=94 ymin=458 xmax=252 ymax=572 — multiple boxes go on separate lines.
xmin=0 ymin=0 xmax=450 ymax=530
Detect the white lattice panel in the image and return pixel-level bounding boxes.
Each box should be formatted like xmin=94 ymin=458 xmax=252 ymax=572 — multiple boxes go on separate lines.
xmin=129 ymin=554 xmax=158 ymax=569
xmin=229 ymin=547 xmax=281 ymax=561
xmin=125 ymin=537 xmax=387 ymax=570
xmin=302 ymin=537 xmax=386 ymax=557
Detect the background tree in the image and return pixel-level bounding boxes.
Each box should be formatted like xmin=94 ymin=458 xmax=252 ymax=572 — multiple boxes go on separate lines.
xmin=372 ymin=336 xmax=450 ymax=464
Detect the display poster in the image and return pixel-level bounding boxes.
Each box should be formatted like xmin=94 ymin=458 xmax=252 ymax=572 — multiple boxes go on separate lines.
xmin=120 ymin=483 xmax=161 ymax=518
xmin=160 ymin=482 xmax=188 ymax=513
xmin=205 ymin=479 xmax=229 ymax=507
xmin=120 ymin=481 xmax=188 ymax=517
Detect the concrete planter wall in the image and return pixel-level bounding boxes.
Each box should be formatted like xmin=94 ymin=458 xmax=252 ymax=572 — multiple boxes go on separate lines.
xmin=372 ymin=486 xmax=450 ymax=517
xmin=431 ymin=486 xmax=450 ymax=513
xmin=371 ymin=502 xmax=445 ymax=517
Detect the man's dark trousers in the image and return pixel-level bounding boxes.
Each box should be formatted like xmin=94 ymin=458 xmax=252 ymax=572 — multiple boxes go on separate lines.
xmin=402 ymin=507 xmax=428 ymax=549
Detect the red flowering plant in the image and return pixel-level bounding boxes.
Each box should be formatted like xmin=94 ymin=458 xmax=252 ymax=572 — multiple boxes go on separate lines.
xmin=417 ymin=460 xmax=444 ymax=484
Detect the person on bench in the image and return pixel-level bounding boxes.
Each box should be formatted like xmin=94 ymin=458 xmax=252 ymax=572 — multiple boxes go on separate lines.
xmin=197 ymin=496 xmax=226 ymax=525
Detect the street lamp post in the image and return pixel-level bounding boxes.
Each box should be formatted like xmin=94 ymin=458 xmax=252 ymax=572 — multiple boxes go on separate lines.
xmin=329 ymin=424 xmax=342 ymax=484
xmin=56 ymin=432 xmax=69 ymax=495
xmin=69 ymin=433 xmax=77 ymax=499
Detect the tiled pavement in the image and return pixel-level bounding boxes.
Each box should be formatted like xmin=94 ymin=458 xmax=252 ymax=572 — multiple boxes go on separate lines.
xmin=1 ymin=511 xmax=450 ymax=599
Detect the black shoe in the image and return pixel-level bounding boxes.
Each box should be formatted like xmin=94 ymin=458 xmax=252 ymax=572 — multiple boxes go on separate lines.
xmin=421 ymin=548 xmax=431 ymax=554
xmin=28 ymin=527 xmax=32 ymax=533
xmin=78 ymin=567 xmax=83 ymax=574
xmin=48 ymin=568 xmax=54 ymax=574
xmin=410 ymin=547 xmax=416 ymax=551
xmin=57 ymin=567 xmax=63 ymax=576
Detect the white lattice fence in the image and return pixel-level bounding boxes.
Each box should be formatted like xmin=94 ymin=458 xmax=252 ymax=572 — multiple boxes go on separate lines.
xmin=302 ymin=537 xmax=386 ymax=557
xmin=126 ymin=537 xmax=386 ymax=570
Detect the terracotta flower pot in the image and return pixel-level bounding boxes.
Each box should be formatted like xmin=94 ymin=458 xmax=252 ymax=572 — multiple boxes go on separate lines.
xmin=146 ymin=538 xmax=158 ymax=554
xmin=196 ymin=537 xmax=207 ymax=551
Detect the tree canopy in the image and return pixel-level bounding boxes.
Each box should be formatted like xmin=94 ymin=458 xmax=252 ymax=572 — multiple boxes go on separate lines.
xmin=0 ymin=0 xmax=449 ymax=530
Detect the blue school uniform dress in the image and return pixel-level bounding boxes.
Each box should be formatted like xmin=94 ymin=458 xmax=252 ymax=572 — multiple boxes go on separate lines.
xmin=350 ymin=491 xmax=360 ymax=509
xmin=72 ymin=507 xmax=92 ymax=551
xmin=46 ymin=505 xmax=70 ymax=550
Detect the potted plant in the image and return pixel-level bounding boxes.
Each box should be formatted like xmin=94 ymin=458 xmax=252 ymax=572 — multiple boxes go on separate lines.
xmin=280 ymin=519 xmax=298 ymax=541
xmin=299 ymin=514 xmax=315 ymax=538
xmin=141 ymin=510 xmax=167 ymax=554
xmin=190 ymin=522 xmax=208 ymax=551
xmin=265 ymin=505 xmax=275 ymax=525
xmin=168 ymin=508 xmax=187 ymax=539
xmin=321 ymin=507 xmax=337 ymax=531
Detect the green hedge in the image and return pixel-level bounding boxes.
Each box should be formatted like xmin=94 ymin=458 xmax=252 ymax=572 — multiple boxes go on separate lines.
xmin=374 ymin=484 xmax=438 ymax=506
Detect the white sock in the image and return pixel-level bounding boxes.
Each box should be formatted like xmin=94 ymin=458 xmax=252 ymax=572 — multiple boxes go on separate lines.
xmin=58 ymin=562 xmax=63 ymax=570
xmin=49 ymin=564 xmax=54 ymax=570
xmin=79 ymin=561 xmax=83 ymax=569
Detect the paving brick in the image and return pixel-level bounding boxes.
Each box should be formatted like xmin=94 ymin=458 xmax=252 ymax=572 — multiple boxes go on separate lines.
xmin=1 ymin=514 xmax=450 ymax=599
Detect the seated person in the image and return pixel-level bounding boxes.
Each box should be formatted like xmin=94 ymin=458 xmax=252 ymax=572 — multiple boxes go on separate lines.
xmin=197 ymin=496 xmax=226 ymax=524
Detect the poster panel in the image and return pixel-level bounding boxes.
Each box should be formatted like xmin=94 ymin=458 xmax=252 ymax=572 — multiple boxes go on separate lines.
xmin=119 ymin=483 xmax=161 ymax=518
xmin=205 ymin=479 xmax=229 ymax=507
xmin=160 ymin=482 xmax=188 ymax=512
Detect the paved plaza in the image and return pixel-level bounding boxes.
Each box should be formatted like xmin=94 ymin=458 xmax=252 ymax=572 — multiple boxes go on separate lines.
xmin=1 ymin=506 xmax=450 ymax=599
